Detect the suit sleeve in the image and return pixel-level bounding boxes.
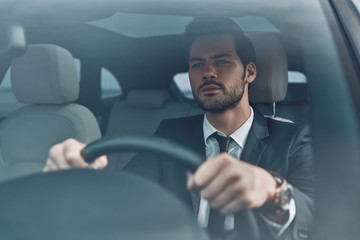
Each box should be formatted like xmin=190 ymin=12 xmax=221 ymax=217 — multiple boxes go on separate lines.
xmin=282 ymin=125 xmax=314 ymax=240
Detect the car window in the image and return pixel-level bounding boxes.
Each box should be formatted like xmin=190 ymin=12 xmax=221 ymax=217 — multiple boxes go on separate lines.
xmin=101 ymin=67 xmax=122 ymax=99
xmin=352 ymin=0 xmax=360 ymax=15
xmin=1 ymin=1 xmax=360 ymax=239
xmin=73 ymin=58 xmax=122 ymax=99
xmin=0 ymin=67 xmax=13 ymax=95
xmin=173 ymin=71 xmax=307 ymax=100
xmin=74 ymin=58 xmax=81 ymax=79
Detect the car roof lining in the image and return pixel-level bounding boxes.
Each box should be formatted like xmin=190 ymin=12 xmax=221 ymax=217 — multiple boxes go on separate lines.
xmin=0 ymin=0 xmax=326 ymax=65
xmin=0 ymin=0 xmax=331 ymax=97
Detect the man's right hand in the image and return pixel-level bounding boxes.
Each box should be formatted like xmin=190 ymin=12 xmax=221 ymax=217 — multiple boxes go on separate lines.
xmin=43 ymin=138 xmax=108 ymax=172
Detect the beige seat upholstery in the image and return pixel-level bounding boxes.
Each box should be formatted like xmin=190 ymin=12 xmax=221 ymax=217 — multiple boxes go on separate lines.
xmin=106 ymin=89 xmax=202 ymax=137
xmin=0 ymin=44 xmax=101 ymax=181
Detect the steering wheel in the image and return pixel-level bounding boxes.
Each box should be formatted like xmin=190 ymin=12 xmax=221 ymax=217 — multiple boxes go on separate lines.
xmin=81 ymin=135 xmax=203 ymax=171
xmin=81 ymin=135 xmax=260 ymax=240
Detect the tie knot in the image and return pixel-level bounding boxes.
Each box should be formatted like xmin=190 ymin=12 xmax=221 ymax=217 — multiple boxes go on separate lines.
xmin=212 ymin=133 xmax=232 ymax=153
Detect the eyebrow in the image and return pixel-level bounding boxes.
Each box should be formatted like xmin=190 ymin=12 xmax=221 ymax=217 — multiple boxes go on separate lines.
xmin=211 ymin=53 xmax=232 ymax=59
xmin=189 ymin=57 xmax=205 ymax=62
xmin=189 ymin=53 xmax=233 ymax=62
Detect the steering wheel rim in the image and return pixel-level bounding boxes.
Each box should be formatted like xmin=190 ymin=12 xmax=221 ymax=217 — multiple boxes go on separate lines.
xmin=81 ymin=135 xmax=203 ymax=172
xmin=81 ymin=134 xmax=260 ymax=240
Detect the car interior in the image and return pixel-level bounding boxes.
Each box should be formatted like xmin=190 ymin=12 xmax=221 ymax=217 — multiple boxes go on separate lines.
xmin=1 ymin=0 xmax=360 ymax=239
xmin=0 ymin=31 xmax=303 ymax=179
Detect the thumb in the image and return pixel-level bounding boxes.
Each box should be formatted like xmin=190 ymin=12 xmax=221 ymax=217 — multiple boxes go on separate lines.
xmin=89 ymin=155 xmax=108 ymax=169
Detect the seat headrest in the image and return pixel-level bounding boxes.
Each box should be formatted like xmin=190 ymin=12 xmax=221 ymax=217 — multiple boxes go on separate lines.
xmin=11 ymin=44 xmax=79 ymax=104
xmin=126 ymin=89 xmax=171 ymax=108
xmin=247 ymin=33 xmax=288 ymax=103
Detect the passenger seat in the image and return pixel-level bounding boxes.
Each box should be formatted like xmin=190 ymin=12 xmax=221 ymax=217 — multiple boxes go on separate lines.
xmin=105 ymin=89 xmax=203 ymax=168
xmin=0 ymin=44 xmax=101 ymax=181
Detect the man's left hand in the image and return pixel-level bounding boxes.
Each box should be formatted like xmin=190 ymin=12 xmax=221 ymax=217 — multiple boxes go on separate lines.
xmin=187 ymin=152 xmax=276 ymax=215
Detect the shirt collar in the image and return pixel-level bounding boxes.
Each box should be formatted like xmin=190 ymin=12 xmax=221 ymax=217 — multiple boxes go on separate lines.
xmin=203 ymin=107 xmax=254 ymax=148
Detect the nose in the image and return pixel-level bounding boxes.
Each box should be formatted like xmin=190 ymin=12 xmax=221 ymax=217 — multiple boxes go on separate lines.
xmin=202 ymin=63 xmax=217 ymax=80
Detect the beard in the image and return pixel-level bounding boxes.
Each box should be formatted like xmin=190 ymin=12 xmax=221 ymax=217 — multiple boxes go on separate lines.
xmin=193 ymin=78 xmax=245 ymax=113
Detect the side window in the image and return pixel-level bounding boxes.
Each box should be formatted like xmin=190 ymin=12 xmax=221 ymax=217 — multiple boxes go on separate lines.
xmin=0 ymin=67 xmax=13 ymax=95
xmin=288 ymin=71 xmax=307 ymax=83
xmin=74 ymin=58 xmax=81 ymax=80
xmin=351 ymin=0 xmax=360 ymax=16
xmin=101 ymin=67 xmax=122 ymax=99
xmin=74 ymin=59 xmax=122 ymax=99
xmin=173 ymin=71 xmax=307 ymax=100
xmin=173 ymin=72 xmax=193 ymax=99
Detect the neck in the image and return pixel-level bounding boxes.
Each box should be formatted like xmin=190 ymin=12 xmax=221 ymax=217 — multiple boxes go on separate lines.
xmin=205 ymin=99 xmax=251 ymax=137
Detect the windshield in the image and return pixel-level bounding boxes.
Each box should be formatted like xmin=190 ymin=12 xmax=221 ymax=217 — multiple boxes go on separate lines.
xmin=1 ymin=1 xmax=360 ymax=240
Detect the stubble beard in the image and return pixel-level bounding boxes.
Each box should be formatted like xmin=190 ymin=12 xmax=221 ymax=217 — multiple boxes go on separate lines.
xmin=193 ymin=78 xmax=245 ymax=113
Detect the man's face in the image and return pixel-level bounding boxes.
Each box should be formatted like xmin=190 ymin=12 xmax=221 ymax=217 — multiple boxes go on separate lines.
xmin=188 ymin=34 xmax=247 ymax=113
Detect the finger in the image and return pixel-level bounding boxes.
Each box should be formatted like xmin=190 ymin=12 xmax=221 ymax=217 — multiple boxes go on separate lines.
xmin=43 ymin=158 xmax=58 ymax=172
xmin=200 ymin=163 xmax=240 ymax=201
xmin=89 ymin=155 xmax=108 ymax=169
xmin=62 ymin=139 xmax=88 ymax=168
xmin=48 ymin=143 xmax=71 ymax=169
xmin=208 ymin=182 xmax=244 ymax=211
xmin=193 ymin=153 xmax=232 ymax=188
xmin=219 ymin=196 xmax=249 ymax=215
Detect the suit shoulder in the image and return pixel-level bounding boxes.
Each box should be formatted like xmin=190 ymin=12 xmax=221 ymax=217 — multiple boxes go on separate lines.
xmin=266 ymin=116 xmax=311 ymax=136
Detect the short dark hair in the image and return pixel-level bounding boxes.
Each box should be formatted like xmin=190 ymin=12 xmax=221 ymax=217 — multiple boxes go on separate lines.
xmin=183 ymin=16 xmax=256 ymax=66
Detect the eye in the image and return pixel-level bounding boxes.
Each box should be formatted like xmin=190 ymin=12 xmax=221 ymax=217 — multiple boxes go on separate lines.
xmin=216 ymin=60 xmax=230 ymax=65
xmin=191 ymin=63 xmax=204 ymax=69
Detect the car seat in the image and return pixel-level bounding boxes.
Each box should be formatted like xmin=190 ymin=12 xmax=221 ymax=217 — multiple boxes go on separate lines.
xmin=0 ymin=44 xmax=101 ymax=181
xmin=247 ymin=32 xmax=310 ymax=124
xmin=105 ymin=89 xmax=203 ymax=169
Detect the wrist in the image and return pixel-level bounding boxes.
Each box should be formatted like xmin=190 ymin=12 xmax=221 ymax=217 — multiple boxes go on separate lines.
xmin=259 ymin=171 xmax=293 ymax=224
xmin=263 ymin=171 xmax=293 ymax=214
xmin=265 ymin=170 xmax=277 ymax=204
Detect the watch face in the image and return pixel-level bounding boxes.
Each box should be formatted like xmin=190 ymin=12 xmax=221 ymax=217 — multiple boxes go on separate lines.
xmin=279 ymin=186 xmax=293 ymax=211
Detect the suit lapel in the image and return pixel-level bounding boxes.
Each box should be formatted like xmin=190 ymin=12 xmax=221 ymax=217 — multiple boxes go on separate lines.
xmin=240 ymin=109 xmax=269 ymax=166
xmin=184 ymin=115 xmax=206 ymax=158
xmin=184 ymin=115 xmax=205 ymax=216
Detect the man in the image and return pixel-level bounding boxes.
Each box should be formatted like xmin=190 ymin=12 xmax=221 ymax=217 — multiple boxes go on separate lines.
xmin=44 ymin=17 xmax=314 ymax=240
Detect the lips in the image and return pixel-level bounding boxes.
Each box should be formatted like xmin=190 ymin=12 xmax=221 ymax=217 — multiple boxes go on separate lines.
xmin=200 ymin=85 xmax=222 ymax=94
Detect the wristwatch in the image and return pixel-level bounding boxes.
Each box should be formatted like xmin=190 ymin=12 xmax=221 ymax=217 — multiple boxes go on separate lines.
xmin=268 ymin=171 xmax=294 ymax=214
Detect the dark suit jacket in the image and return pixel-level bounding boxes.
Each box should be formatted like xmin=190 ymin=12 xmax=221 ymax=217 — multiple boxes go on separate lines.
xmin=124 ymin=109 xmax=314 ymax=240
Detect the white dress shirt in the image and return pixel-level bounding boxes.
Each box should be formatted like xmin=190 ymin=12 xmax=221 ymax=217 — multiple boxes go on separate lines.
xmin=197 ymin=107 xmax=295 ymax=237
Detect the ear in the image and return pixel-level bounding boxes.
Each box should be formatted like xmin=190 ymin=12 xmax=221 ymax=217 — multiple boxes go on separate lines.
xmin=245 ymin=62 xmax=256 ymax=84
